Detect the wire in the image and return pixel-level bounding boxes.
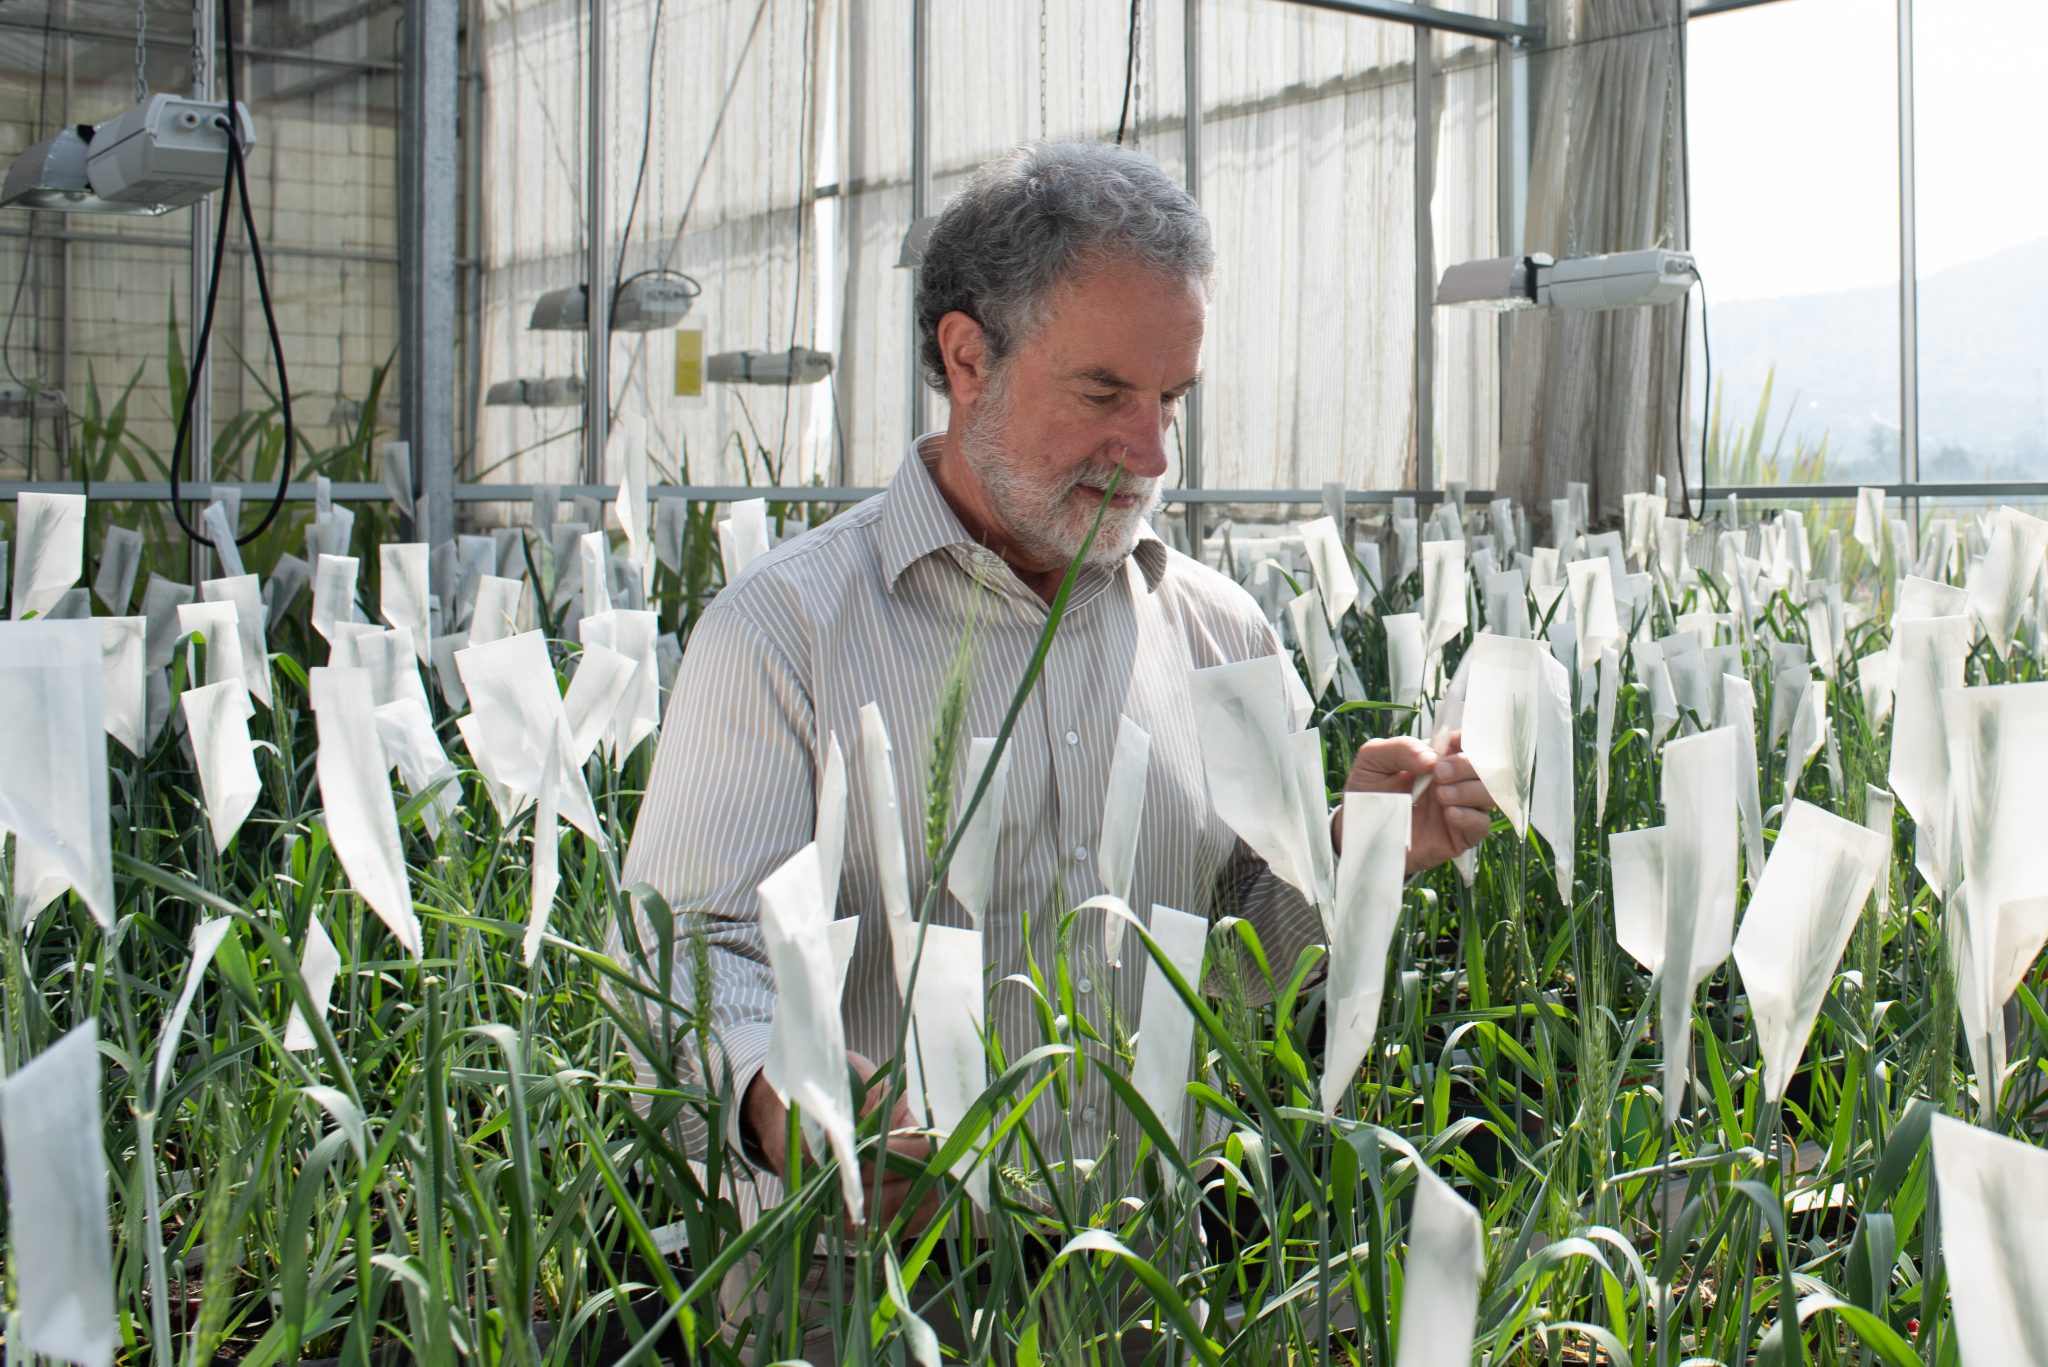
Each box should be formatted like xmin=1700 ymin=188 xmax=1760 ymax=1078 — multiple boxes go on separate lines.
xmin=1695 ymin=269 xmax=1711 ymax=518
xmin=1672 ymin=267 xmax=1710 ymax=524
xmin=608 ymin=0 xmax=770 ymax=414
xmin=1674 ymin=289 xmax=1692 ymax=521
xmin=2 ymin=3 xmax=59 ymax=392
xmin=1113 ymin=0 xmax=1141 ymax=145
xmin=167 ymin=0 xmax=295 ymax=549
xmin=608 ymin=0 xmax=667 ymax=322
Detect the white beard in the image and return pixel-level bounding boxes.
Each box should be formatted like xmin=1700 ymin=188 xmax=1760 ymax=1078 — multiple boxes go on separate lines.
xmin=961 ymin=389 xmax=1161 ymax=569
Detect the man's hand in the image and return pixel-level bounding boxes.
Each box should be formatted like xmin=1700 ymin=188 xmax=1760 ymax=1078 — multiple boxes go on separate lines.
xmin=742 ymin=1052 xmax=938 ymax=1233
xmin=1335 ymin=732 xmax=1495 ymax=875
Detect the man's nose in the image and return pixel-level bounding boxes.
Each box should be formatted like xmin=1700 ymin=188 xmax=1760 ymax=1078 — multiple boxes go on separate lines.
xmin=1116 ymin=407 xmax=1171 ymax=480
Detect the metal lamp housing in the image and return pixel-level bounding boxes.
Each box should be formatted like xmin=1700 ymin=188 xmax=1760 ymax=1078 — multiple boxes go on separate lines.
xmin=85 ymin=95 xmax=255 ymax=210
xmin=2 ymin=126 xmax=167 ymax=215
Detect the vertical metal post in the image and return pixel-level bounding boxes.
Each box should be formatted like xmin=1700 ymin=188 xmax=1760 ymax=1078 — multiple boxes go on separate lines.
xmin=908 ymin=0 xmax=931 ymax=442
xmin=584 ymin=0 xmax=611 ymax=486
xmin=1182 ymin=0 xmax=1204 ymax=554
xmin=1897 ymin=0 xmax=1920 ymax=532
xmin=1412 ymin=25 xmax=1436 ymax=495
xmin=189 ymin=0 xmax=215 ymax=585
xmin=463 ymin=4 xmax=486 ymax=480
xmin=1498 ymin=6 xmax=1528 ymax=510
xmin=399 ymin=0 xmax=459 ymax=544
xmin=57 ymin=8 xmax=74 ymax=456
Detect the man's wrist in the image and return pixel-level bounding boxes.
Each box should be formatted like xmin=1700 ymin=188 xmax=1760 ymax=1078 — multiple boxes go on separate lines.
xmin=738 ymin=1069 xmax=783 ymax=1172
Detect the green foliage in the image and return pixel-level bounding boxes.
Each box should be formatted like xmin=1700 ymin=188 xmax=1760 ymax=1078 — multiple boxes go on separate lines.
xmin=3 ymin=478 xmax=2042 ymax=1366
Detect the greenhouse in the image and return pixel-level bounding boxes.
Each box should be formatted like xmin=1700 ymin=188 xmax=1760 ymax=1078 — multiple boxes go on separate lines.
xmin=3 ymin=0 xmax=2047 ymax=1362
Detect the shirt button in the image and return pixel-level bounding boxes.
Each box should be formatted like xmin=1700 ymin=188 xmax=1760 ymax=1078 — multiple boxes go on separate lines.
xmin=1072 ymin=844 xmax=1088 ymax=863
xmin=1064 ymin=729 xmax=1079 ymax=745
xmin=1077 ymin=976 xmax=1093 ymax=994
xmin=1081 ymin=1105 xmax=1099 ymax=1123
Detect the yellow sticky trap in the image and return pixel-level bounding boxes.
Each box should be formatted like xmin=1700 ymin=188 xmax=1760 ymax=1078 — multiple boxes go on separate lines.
xmin=673 ymin=328 xmax=704 ymax=398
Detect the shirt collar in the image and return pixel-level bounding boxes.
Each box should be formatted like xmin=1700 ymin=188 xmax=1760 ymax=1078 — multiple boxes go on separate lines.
xmin=876 ymin=434 xmax=1170 ymax=595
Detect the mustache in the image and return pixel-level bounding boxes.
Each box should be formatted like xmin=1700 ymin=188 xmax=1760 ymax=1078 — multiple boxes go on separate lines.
xmin=1067 ymin=465 xmax=1159 ymax=497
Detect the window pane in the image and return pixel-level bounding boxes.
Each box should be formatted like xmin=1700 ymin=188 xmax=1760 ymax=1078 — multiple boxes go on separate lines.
xmin=1687 ymin=0 xmax=1899 ymax=487
xmin=1913 ymin=0 xmax=2048 ymax=482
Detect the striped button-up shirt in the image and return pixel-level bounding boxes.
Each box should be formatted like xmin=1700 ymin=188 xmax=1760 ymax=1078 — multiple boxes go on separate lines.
xmin=612 ymin=437 xmax=1323 ymax=1209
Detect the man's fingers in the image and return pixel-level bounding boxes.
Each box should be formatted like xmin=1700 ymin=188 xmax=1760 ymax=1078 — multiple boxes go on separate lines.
xmin=1444 ymin=806 xmax=1493 ymax=843
xmin=1355 ymin=736 xmax=1435 ymax=775
xmin=1432 ymin=778 xmax=1493 ymax=809
xmin=1385 ymin=738 xmax=1438 ymax=774
xmin=1430 ymin=753 xmax=1480 ymax=784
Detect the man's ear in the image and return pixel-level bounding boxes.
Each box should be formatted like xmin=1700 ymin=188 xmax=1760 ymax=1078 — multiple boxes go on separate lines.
xmin=936 ymin=311 xmax=993 ymax=406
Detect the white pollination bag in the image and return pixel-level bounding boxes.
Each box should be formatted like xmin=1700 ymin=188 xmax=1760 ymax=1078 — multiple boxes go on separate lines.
xmin=1729 ymin=801 xmax=1889 ymax=1102
xmin=0 ymin=1023 xmax=117 ymax=1367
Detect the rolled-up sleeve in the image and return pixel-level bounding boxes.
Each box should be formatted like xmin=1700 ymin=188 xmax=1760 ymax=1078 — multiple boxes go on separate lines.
xmin=608 ymin=600 xmax=815 ymax=1159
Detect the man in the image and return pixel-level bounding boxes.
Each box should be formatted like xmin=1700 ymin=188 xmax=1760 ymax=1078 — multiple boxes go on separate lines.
xmin=612 ymin=138 xmax=1494 ymax=1291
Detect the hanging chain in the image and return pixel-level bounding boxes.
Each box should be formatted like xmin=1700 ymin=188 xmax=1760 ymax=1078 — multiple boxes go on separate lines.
xmin=134 ymin=0 xmax=150 ymax=103
xmin=1038 ymin=0 xmax=1049 ymax=139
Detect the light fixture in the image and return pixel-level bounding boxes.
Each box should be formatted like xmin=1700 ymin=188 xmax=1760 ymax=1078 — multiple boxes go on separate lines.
xmin=2 ymin=127 xmax=166 ymax=215
xmin=0 ymin=382 xmax=68 ymax=420
xmin=4 ymin=95 xmax=254 ymax=216
xmin=1438 ymin=249 xmax=1696 ymax=312
xmin=706 ymin=348 xmax=834 ymax=386
xmin=896 ymin=216 xmax=939 ymax=268
xmin=86 ymin=95 xmax=254 ymax=210
xmin=484 ymin=377 xmax=586 ymax=407
xmin=527 ymin=272 xmax=700 ymax=333
xmin=327 ymin=395 xmax=401 ymax=428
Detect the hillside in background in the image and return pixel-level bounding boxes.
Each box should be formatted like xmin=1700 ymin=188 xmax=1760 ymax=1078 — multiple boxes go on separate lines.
xmin=1702 ymin=236 xmax=2048 ymax=481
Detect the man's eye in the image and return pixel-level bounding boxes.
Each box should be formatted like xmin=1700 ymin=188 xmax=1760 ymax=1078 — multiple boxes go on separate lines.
xmin=1086 ymin=392 xmax=1119 ymax=406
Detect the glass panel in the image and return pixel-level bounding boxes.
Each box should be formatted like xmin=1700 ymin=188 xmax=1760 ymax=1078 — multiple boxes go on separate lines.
xmin=1913 ymin=0 xmax=2048 ymax=482
xmin=0 ymin=0 xmax=404 ymax=509
xmin=1687 ymin=0 xmax=1899 ymax=487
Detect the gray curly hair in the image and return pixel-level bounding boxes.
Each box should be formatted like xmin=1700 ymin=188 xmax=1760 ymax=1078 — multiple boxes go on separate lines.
xmin=914 ymin=141 xmax=1216 ymax=396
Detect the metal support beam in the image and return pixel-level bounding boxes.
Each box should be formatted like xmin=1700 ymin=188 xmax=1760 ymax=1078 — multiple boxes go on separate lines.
xmin=908 ymin=0 xmax=931 ymax=442
xmin=0 ymin=223 xmax=464 ymax=268
xmin=28 ymin=478 xmax=2048 ymax=508
xmin=0 ymin=13 xmax=403 ymax=75
xmin=187 ymin=0 xmax=215 ymax=586
xmin=1412 ymin=25 xmax=1436 ymax=493
xmin=0 ymin=480 xmax=1510 ymax=507
xmin=1687 ymin=0 xmax=1793 ymax=17
xmin=287 ymin=0 xmax=404 ymax=48
xmin=1496 ymin=2 xmax=1529 ymax=488
xmin=582 ymin=0 xmax=610 ymax=489
xmin=1182 ymin=0 xmax=1205 ymax=551
xmin=399 ymin=0 xmax=459 ymax=545
xmin=1276 ymin=0 xmax=1542 ymax=47
xmin=1897 ymin=0 xmax=1921 ymax=531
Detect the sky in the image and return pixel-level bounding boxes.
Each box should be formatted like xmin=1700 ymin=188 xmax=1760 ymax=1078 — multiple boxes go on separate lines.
xmin=1687 ymin=0 xmax=2048 ymax=304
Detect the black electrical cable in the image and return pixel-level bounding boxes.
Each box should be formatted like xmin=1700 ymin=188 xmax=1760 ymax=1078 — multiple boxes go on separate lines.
xmin=1672 ymin=268 xmax=1711 ymax=524
xmin=608 ymin=0 xmax=667 ymax=321
xmin=168 ymin=0 xmax=295 ymax=549
xmin=2 ymin=4 xmax=59 ymax=391
xmin=1113 ymin=0 xmax=1140 ymax=145
xmin=1695 ymin=269 xmax=1711 ymax=518
xmin=1675 ymin=288 xmax=1693 ymax=522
